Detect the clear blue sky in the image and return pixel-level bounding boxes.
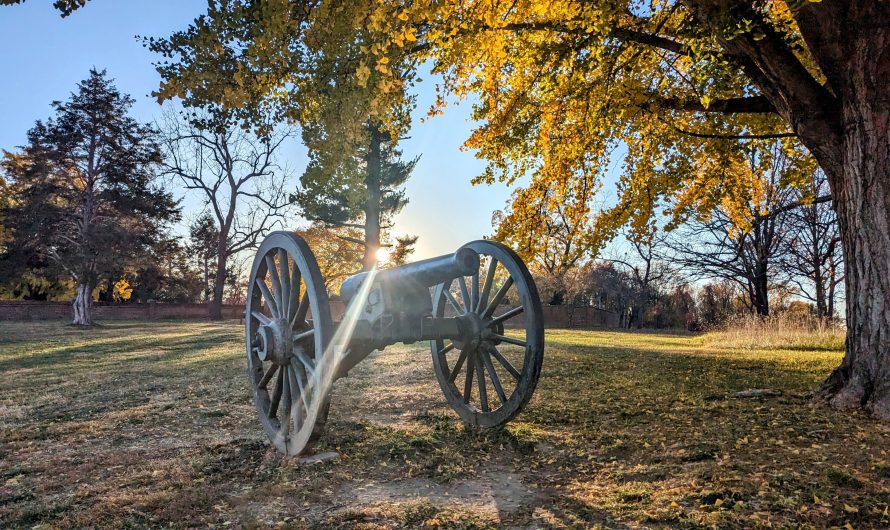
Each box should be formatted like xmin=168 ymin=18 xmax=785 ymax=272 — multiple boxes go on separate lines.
xmin=0 ymin=0 xmax=618 ymax=260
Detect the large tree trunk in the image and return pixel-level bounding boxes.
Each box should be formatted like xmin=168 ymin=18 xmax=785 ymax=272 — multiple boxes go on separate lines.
xmin=819 ymin=162 xmax=890 ymax=418
xmin=751 ymin=269 xmax=770 ymax=317
xmin=362 ymin=125 xmax=383 ymax=272
xmin=72 ymin=281 xmax=94 ymax=326
xmin=817 ymin=21 xmax=890 ymax=419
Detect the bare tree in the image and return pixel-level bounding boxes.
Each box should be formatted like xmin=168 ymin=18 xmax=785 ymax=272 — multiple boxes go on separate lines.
xmin=670 ymin=211 xmax=791 ymax=317
xmin=668 ymin=145 xmax=797 ymax=317
xmin=605 ymin=228 xmax=674 ymax=328
xmin=160 ymin=110 xmax=292 ymax=319
xmin=781 ymin=171 xmax=843 ymax=319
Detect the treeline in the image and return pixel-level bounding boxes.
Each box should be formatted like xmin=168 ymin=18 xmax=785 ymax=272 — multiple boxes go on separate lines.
xmin=0 ymin=70 xmax=418 ymax=324
xmin=511 ymin=141 xmax=843 ymax=331
xmin=536 ymin=261 xmax=832 ymax=331
xmin=0 ymin=74 xmax=842 ymax=331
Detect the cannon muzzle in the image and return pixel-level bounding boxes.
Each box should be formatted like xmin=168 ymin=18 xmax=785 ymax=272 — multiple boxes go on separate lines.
xmin=339 ymin=247 xmax=479 ymax=303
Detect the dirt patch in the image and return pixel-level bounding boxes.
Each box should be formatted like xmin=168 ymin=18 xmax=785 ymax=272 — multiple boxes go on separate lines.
xmin=337 ymin=468 xmax=536 ymax=514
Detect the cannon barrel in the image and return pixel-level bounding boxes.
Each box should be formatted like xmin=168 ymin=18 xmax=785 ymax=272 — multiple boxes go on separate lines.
xmin=339 ymin=247 xmax=480 ymax=303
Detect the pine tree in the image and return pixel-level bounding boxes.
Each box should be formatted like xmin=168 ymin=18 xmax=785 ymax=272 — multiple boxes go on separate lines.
xmin=295 ymin=124 xmax=417 ymax=271
xmin=389 ymin=234 xmax=418 ymax=267
xmin=0 ymin=69 xmax=179 ymax=325
xmin=188 ymin=212 xmax=220 ymax=303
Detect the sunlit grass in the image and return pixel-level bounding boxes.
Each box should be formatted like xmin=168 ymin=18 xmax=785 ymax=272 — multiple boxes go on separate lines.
xmin=1 ymin=320 xmax=887 ymax=529
xmin=699 ymin=313 xmax=847 ymax=352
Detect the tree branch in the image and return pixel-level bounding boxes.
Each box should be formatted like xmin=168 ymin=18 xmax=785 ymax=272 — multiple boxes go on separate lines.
xmin=669 ymin=124 xmax=796 ymax=140
xmin=685 ymin=0 xmax=843 ymax=178
xmin=643 ymin=94 xmax=775 ymax=114
xmin=754 ymin=194 xmax=833 ymax=221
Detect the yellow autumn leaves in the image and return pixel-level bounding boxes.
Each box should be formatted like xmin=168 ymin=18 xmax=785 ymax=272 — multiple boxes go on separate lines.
xmin=151 ymin=0 xmax=823 ymax=257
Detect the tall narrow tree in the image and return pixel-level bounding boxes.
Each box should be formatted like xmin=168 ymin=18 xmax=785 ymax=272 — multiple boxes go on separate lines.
xmin=188 ymin=212 xmax=220 ymax=303
xmin=296 ymin=125 xmax=416 ymax=271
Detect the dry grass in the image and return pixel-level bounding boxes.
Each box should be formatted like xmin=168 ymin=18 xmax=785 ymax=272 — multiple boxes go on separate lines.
xmin=699 ymin=313 xmax=846 ymax=352
xmin=1 ymin=320 xmax=888 ymax=529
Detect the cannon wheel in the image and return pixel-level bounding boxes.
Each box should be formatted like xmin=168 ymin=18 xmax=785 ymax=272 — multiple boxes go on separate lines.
xmin=245 ymin=231 xmax=334 ymax=455
xmin=430 ymin=240 xmax=544 ymax=428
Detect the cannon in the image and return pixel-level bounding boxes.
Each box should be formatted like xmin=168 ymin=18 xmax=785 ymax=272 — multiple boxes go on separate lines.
xmin=245 ymin=232 xmax=544 ymax=455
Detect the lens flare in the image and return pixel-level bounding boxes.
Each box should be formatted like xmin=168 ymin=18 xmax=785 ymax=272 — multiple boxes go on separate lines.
xmin=285 ymin=266 xmax=378 ymax=448
xmin=375 ymin=246 xmax=390 ymax=263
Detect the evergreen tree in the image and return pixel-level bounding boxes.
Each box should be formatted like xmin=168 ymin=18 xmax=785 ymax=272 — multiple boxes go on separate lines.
xmin=0 ymin=69 xmax=179 ymax=325
xmin=295 ymin=124 xmax=416 ymax=271
xmin=389 ymin=234 xmax=418 ymax=266
xmin=188 ymin=212 xmax=220 ymax=303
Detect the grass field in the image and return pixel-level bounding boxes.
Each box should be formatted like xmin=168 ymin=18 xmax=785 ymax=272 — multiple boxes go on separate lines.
xmin=1 ymin=321 xmax=888 ymax=529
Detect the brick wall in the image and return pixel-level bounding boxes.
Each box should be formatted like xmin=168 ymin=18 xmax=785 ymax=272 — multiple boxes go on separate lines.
xmin=0 ymin=300 xmax=618 ymax=329
xmin=0 ymin=301 xmax=244 ymax=321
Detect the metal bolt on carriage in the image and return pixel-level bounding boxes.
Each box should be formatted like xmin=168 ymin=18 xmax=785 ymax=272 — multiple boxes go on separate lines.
xmin=245 ymin=232 xmax=545 ymax=455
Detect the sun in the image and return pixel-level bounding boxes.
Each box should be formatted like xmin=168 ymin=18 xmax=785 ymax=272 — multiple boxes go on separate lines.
xmin=375 ymin=246 xmax=390 ymax=263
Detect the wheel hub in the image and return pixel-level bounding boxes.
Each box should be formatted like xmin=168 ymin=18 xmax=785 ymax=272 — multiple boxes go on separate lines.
xmin=255 ymin=319 xmax=291 ymax=365
xmin=454 ymin=311 xmax=485 ymax=351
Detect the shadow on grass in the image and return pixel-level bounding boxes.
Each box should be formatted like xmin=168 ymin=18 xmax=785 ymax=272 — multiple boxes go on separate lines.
xmin=1 ymin=324 xmax=885 ymax=529
xmin=0 ymin=322 xmax=239 ymax=375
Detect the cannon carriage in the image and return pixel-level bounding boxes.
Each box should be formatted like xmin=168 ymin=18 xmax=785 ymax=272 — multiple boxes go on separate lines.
xmin=245 ymin=232 xmax=544 ymax=455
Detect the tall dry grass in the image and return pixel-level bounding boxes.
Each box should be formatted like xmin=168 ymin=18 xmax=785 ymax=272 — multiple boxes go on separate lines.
xmin=699 ymin=313 xmax=846 ymax=351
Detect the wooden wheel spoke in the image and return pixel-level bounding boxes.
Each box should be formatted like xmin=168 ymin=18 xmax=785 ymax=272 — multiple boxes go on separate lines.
xmin=482 ymin=277 xmax=513 ymax=318
xmin=256 ymin=278 xmax=280 ymax=318
xmin=295 ymin=350 xmax=316 ymax=379
xmin=458 ymin=276 xmax=471 ymax=313
xmin=488 ymin=306 xmax=524 ymax=327
xmin=293 ymin=295 xmax=310 ymax=328
xmin=490 ymin=333 xmax=527 ymax=348
xmin=251 ymin=310 xmax=272 ymax=326
xmin=439 ymin=342 xmax=455 ymax=356
xmin=288 ymin=267 xmax=301 ymax=325
xmin=278 ymin=249 xmax=291 ymax=319
xmin=462 ymin=350 xmax=475 ymax=403
xmin=288 ymin=364 xmax=304 ymax=427
xmin=290 ymin=360 xmax=308 ymax=423
xmin=478 ymin=258 xmax=498 ymax=312
xmin=475 ymin=354 xmax=489 ymax=412
xmin=481 ymin=350 xmax=508 ymax=404
xmin=279 ymin=368 xmax=293 ymax=436
xmin=265 ymin=255 xmax=283 ymax=310
xmin=449 ymin=348 xmax=468 ymax=383
xmin=258 ymin=364 xmax=278 ymax=389
xmin=444 ymin=283 xmax=464 ymax=315
xmin=488 ymin=344 xmax=521 ymax=380
xmin=268 ymin=368 xmax=284 ymax=418
xmin=471 ymin=272 xmax=480 ymax=314
xmin=292 ymin=328 xmax=315 ymax=343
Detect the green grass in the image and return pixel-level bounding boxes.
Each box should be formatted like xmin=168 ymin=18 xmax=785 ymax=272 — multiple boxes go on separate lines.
xmin=1 ymin=321 xmax=888 ymax=528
